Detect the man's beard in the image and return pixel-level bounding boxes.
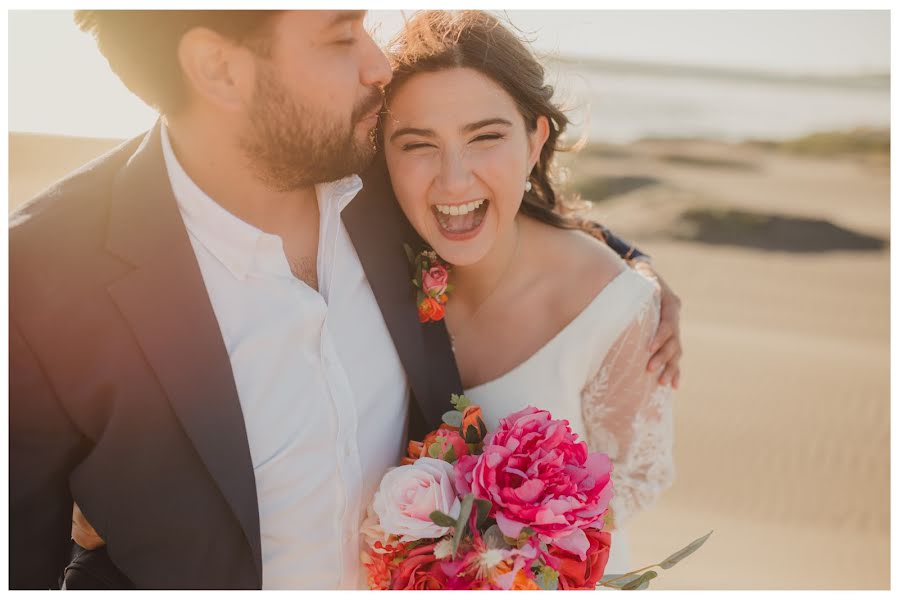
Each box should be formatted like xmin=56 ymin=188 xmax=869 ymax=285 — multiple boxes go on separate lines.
xmin=239 ymin=64 xmax=383 ymax=191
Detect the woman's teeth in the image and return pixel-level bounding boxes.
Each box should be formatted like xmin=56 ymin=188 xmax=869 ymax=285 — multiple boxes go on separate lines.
xmin=432 ymin=198 xmax=489 ymax=235
xmin=434 ymin=199 xmax=485 ymax=216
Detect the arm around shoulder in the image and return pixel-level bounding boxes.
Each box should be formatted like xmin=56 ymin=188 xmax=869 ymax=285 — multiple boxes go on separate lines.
xmin=580 ymin=287 xmax=675 ymax=531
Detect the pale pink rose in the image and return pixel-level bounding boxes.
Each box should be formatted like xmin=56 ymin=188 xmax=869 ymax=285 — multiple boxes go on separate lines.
xmin=422 ymin=266 xmax=449 ymax=297
xmin=454 ymin=406 xmax=614 ymax=560
xmin=373 ymin=457 xmax=462 ymax=542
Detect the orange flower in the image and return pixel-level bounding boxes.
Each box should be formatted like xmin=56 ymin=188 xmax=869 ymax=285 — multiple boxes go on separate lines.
xmin=461 ymin=405 xmax=485 ymax=439
xmin=402 ymin=440 xmax=424 ymax=464
xmin=511 ymin=570 xmax=540 ymax=590
xmin=418 ymin=297 xmax=446 ymax=323
xmin=492 ymin=561 xmax=540 ymax=590
xmin=362 ymin=549 xmax=392 ymax=590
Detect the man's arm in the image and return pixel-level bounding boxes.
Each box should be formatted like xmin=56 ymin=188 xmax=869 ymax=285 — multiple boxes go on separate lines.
xmin=598 ymin=225 xmax=683 ymax=390
xmin=597 ymin=224 xmax=650 ymax=262
xmin=10 ymin=320 xmax=90 ymax=589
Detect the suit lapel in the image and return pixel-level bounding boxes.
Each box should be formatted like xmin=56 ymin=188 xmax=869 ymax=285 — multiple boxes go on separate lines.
xmin=104 ymin=123 xmax=262 ymax=584
xmin=343 ymin=154 xmax=463 ymax=431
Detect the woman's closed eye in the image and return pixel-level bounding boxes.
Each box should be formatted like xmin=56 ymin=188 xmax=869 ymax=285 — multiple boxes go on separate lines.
xmin=471 ymin=133 xmax=505 ymax=143
xmin=401 ymin=141 xmax=436 ymax=152
xmin=400 ymin=133 xmax=505 ymax=152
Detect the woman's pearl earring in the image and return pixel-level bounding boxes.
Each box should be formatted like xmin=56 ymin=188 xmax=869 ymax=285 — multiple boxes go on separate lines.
xmin=524 ymin=179 xmax=533 ymax=192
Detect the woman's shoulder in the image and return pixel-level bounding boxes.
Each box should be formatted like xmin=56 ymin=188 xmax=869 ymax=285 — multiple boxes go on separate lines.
xmin=523 ymin=216 xmax=629 ymax=313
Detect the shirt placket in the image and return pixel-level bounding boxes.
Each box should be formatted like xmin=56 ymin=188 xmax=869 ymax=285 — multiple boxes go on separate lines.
xmin=319 ymin=323 xmax=363 ymax=588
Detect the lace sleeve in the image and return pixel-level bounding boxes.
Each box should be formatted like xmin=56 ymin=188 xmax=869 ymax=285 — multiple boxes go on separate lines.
xmin=581 ymin=284 xmax=675 ymax=531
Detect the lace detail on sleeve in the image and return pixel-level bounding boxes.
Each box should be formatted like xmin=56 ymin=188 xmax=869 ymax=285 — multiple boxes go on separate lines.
xmin=581 ymin=283 xmax=675 ymax=530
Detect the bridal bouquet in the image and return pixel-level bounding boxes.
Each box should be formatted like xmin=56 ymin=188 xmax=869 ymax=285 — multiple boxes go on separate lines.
xmin=361 ymin=395 xmax=712 ymax=590
xmin=361 ymin=395 xmax=616 ymax=590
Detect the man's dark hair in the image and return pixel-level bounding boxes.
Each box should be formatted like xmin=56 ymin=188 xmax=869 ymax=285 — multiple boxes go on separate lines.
xmin=74 ymin=10 xmax=282 ymax=116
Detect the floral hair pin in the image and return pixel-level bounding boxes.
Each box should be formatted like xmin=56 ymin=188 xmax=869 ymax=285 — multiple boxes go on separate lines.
xmin=404 ymin=243 xmax=454 ymax=323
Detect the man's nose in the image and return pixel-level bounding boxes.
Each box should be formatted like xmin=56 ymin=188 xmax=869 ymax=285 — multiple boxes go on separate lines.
xmin=360 ymin=34 xmax=392 ymax=89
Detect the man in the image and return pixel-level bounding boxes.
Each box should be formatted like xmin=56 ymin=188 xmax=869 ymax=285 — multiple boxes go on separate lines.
xmin=9 ymin=10 xmax=682 ymax=590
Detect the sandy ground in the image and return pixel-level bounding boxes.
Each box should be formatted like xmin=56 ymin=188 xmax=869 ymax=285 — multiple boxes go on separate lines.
xmin=8 ymin=132 xmax=891 ymax=589
xmin=567 ymin=139 xmax=890 ymax=590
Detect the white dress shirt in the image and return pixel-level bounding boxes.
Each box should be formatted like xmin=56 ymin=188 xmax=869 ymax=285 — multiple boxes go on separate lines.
xmin=160 ymin=126 xmax=408 ymax=589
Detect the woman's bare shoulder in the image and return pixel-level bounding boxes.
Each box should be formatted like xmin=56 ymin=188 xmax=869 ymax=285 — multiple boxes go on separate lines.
xmin=523 ymin=217 xmax=628 ymax=322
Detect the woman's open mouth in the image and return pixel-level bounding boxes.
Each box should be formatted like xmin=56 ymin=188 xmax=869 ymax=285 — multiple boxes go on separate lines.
xmin=431 ymin=199 xmax=489 ymax=240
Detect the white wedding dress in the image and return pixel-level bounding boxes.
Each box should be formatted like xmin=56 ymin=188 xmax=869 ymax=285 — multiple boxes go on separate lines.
xmin=463 ymin=267 xmax=676 ymax=578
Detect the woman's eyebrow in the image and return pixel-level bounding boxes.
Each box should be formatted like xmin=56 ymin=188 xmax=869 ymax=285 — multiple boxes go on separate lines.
xmin=461 ymin=118 xmax=513 ymax=133
xmin=389 ymin=127 xmax=435 ymax=143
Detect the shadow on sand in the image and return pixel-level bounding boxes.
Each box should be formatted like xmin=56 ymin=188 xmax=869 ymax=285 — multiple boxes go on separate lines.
xmin=665 ymin=207 xmax=888 ymax=252
xmin=576 ymin=175 xmax=661 ymax=202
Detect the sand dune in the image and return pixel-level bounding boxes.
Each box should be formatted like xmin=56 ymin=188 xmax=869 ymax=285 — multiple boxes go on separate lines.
xmin=8 ymin=131 xmax=890 ymax=589
xmin=569 ymin=139 xmax=890 ymax=589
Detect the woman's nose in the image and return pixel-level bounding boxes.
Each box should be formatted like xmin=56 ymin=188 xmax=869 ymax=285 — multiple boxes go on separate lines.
xmin=436 ymin=152 xmax=474 ymax=197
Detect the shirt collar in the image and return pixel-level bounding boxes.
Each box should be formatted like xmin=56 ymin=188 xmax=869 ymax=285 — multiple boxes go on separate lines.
xmin=160 ymin=123 xmax=363 ymax=280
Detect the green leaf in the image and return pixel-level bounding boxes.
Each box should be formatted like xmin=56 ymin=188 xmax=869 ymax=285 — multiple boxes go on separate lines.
xmin=658 ymin=530 xmax=713 ymax=569
xmin=511 ymin=526 xmax=537 ymax=548
xmin=600 ymin=572 xmax=643 ymax=589
xmin=535 ymin=566 xmax=559 ymax=590
xmin=429 ymin=511 xmax=457 ymax=528
xmin=622 ymin=570 xmax=657 ymax=590
xmin=476 ymin=416 xmax=488 ymax=438
xmin=403 ymin=243 xmax=415 ymax=264
xmin=450 ymin=394 xmax=471 ymax=411
xmin=483 ymin=524 xmax=510 ymax=550
xmin=474 ymin=498 xmax=492 ymax=528
xmin=464 ymin=424 xmax=480 ymax=444
xmin=442 ymin=410 xmax=463 ymax=428
xmin=443 ymin=445 xmax=457 ymax=464
xmin=598 ymin=574 xmax=626 ymax=589
xmin=427 ymin=443 xmax=440 ymax=458
xmin=452 ymin=494 xmax=475 ymax=558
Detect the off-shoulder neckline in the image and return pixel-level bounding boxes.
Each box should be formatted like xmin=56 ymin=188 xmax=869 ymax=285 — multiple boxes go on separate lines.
xmin=463 ymin=267 xmax=647 ymax=393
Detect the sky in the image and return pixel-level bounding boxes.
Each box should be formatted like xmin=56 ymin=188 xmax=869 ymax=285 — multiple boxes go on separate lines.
xmin=7 ymin=9 xmax=891 ymax=139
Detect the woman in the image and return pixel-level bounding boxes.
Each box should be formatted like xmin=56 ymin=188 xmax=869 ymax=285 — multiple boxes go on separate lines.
xmin=379 ymin=10 xmax=675 ymax=576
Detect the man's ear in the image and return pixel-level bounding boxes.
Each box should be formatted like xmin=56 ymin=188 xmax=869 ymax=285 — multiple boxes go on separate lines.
xmin=527 ymin=115 xmax=551 ymax=171
xmin=177 ymin=27 xmax=257 ymax=113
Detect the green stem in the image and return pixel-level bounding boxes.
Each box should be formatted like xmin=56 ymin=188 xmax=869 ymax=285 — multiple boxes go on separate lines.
xmin=599 ymin=563 xmax=662 ymax=588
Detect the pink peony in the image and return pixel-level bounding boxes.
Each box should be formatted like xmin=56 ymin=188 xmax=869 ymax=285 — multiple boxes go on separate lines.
xmin=422 ymin=266 xmax=449 ymax=297
xmin=455 ymin=406 xmax=613 ymax=560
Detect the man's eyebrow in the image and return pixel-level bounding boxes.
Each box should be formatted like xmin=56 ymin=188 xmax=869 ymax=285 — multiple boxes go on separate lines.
xmin=327 ymin=10 xmax=367 ymax=28
xmin=390 ymin=118 xmax=513 ymax=143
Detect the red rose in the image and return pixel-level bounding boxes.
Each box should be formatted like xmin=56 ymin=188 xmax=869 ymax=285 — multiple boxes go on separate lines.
xmin=391 ymin=543 xmax=448 ymax=590
xmin=420 ymin=428 xmax=469 ymax=462
xmin=418 ymin=297 xmax=446 ymax=323
xmin=549 ymin=529 xmax=612 ymax=590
